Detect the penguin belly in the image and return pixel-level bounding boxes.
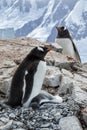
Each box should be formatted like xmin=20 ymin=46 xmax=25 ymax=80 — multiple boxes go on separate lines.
xmin=56 ymin=38 xmax=77 ymax=60
xmin=23 ymin=61 xmax=46 ymax=107
xmin=38 ymin=90 xmax=63 ymax=105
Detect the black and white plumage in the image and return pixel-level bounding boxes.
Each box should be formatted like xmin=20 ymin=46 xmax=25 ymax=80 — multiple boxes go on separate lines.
xmin=56 ymin=26 xmax=81 ymax=63
xmin=30 ymin=90 xmax=63 ymax=109
xmin=6 ymin=46 xmax=52 ymax=108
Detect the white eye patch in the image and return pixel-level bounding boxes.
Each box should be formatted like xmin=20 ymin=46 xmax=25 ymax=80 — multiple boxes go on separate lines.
xmin=37 ymin=46 xmax=44 ymax=52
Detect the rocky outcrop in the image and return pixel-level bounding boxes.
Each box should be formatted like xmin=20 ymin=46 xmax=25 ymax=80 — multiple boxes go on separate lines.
xmin=0 ymin=37 xmax=87 ymax=130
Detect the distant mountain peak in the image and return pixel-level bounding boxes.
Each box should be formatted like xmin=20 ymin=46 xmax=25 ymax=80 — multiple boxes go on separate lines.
xmin=0 ymin=0 xmax=87 ymax=41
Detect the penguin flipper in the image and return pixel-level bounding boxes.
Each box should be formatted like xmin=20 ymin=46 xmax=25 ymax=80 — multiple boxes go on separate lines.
xmin=30 ymin=90 xmax=63 ymax=108
xmin=72 ymin=41 xmax=81 ymax=63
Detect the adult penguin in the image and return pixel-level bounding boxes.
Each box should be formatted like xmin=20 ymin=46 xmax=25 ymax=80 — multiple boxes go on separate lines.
xmin=56 ymin=26 xmax=81 ymax=63
xmin=6 ymin=46 xmax=52 ymax=108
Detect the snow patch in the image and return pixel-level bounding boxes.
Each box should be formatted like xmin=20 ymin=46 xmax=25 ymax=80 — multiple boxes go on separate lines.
xmin=74 ymin=37 xmax=87 ymax=63
xmin=65 ymin=0 xmax=87 ymax=26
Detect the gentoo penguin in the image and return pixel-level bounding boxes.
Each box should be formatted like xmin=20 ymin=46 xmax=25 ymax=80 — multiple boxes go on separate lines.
xmin=30 ymin=90 xmax=63 ymax=109
xmin=55 ymin=26 xmax=81 ymax=62
xmin=6 ymin=46 xmax=52 ymax=108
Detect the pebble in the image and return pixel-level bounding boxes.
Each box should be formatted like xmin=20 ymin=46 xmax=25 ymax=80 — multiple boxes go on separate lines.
xmin=0 ymin=121 xmax=4 ymax=126
xmin=0 ymin=117 xmax=9 ymax=123
xmin=13 ymin=128 xmax=26 ymax=130
xmin=0 ymin=120 xmax=13 ymax=130
xmin=0 ymin=95 xmax=85 ymax=129
xmin=9 ymin=113 xmax=15 ymax=118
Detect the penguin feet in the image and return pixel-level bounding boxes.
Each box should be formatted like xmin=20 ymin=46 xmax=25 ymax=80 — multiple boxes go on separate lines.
xmin=66 ymin=56 xmax=74 ymax=61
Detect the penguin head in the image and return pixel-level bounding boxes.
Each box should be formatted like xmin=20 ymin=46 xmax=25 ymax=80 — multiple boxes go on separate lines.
xmin=56 ymin=26 xmax=70 ymax=38
xmin=30 ymin=46 xmax=52 ymax=60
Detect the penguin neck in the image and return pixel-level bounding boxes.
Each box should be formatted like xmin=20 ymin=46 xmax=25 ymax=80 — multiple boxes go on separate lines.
xmin=19 ymin=54 xmax=45 ymax=71
xmin=26 ymin=54 xmax=45 ymax=61
xmin=56 ymin=34 xmax=71 ymax=39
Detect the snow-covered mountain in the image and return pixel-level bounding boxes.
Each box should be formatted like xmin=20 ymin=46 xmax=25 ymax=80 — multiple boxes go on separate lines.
xmin=65 ymin=0 xmax=87 ymax=40
xmin=0 ymin=0 xmax=86 ymax=41
xmin=0 ymin=0 xmax=87 ymax=62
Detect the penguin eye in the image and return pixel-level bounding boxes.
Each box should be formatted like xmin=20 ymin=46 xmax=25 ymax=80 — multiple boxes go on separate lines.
xmin=37 ymin=47 xmax=44 ymax=52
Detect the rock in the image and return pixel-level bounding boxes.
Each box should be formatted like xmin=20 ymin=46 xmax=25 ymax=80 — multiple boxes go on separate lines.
xmin=14 ymin=121 xmax=23 ymax=125
xmin=0 ymin=117 xmax=9 ymax=123
xmin=45 ymin=51 xmax=75 ymax=69
xmin=58 ymin=66 xmax=87 ymax=107
xmin=9 ymin=113 xmax=16 ymax=118
xmin=13 ymin=128 xmax=26 ymax=130
xmin=58 ymin=76 xmax=74 ymax=95
xmin=59 ymin=116 xmax=83 ymax=130
xmin=44 ymin=66 xmax=62 ymax=87
xmin=61 ymin=69 xmax=73 ymax=78
xmin=0 ymin=120 xmax=13 ymax=130
xmin=40 ymin=123 xmax=50 ymax=128
xmin=37 ymin=128 xmax=50 ymax=130
xmin=0 ymin=78 xmax=11 ymax=96
xmin=81 ymin=107 xmax=87 ymax=125
xmin=72 ymin=85 xmax=87 ymax=106
xmin=50 ymin=42 xmax=63 ymax=53
xmin=74 ymin=73 xmax=87 ymax=84
xmin=0 ymin=121 xmax=4 ymax=126
xmin=53 ymin=112 xmax=61 ymax=122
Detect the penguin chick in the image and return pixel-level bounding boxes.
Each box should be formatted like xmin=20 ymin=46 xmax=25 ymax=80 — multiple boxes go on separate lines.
xmin=30 ymin=90 xmax=63 ymax=109
xmin=6 ymin=46 xmax=52 ymax=108
xmin=55 ymin=26 xmax=81 ymax=63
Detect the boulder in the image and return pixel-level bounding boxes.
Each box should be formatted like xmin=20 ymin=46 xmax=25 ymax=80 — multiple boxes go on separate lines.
xmin=74 ymin=73 xmax=87 ymax=84
xmin=61 ymin=69 xmax=73 ymax=78
xmin=58 ymin=76 xmax=74 ymax=95
xmin=45 ymin=50 xmax=75 ymax=68
xmin=44 ymin=66 xmax=62 ymax=87
xmin=59 ymin=116 xmax=83 ymax=130
xmin=49 ymin=42 xmax=63 ymax=53
xmin=72 ymin=85 xmax=87 ymax=106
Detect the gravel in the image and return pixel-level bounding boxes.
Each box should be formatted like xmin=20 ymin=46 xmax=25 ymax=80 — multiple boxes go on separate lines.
xmin=0 ymin=95 xmax=81 ymax=130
